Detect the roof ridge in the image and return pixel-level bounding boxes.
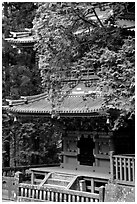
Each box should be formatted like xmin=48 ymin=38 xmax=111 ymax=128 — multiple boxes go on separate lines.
xmin=5 ymin=92 xmax=47 ymax=107
xmin=21 ymin=92 xmax=47 ymax=100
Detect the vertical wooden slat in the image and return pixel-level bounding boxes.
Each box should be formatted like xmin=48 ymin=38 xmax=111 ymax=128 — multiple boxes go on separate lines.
xmin=85 ymin=197 xmax=89 ymax=202
xmin=32 ymin=189 xmax=35 ymax=199
xmin=43 ymin=190 xmax=46 ymax=201
xmin=64 ymin=193 xmax=67 ymax=202
xmin=36 ymin=189 xmax=39 ymax=199
xmin=59 ymin=192 xmax=62 ymax=201
xmin=28 ymin=188 xmax=31 ymax=198
xmin=128 ymin=158 xmax=131 ymax=181
xmin=119 ymin=157 xmax=122 ymax=180
xmin=72 ymin=195 xmax=76 ymax=202
xmin=77 ymin=195 xmax=80 ymax=202
xmin=68 ymin=194 xmax=71 ymax=202
xmin=124 ymin=158 xmax=127 ymax=181
xmin=47 ymin=190 xmax=50 ymax=201
xmin=115 ymin=157 xmax=118 ymax=180
xmin=21 ymin=187 xmax=24 ymax=196
xmin=55 ymin=192 xmax=58 ymax=202
xmin=81 ymin=196 xmax=85 ymax=202
xmin=39 ymin=190 xmax=42 ymax=200
xmin=25 ymin=188 xmax=28 ymax=197
xmin=51 ymin=191 xmax=54 ymax=201
xmin=132 ymin=158 xmax=135 ymax=182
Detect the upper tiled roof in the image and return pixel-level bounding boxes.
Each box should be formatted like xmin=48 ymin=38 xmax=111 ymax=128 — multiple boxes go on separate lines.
xmin=5 ymin=30 xmax=36 ymax=44
xmin=3 ymin=83 xmax=107 ymax=116
xmin=5 ymin=4 xmax=135 ymax=45
xmin=5 ymin=36 xmax=36 ymax=44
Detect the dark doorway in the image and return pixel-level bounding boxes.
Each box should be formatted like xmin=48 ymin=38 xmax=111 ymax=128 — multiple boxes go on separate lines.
xmin=77 ymin=135 xmax=95 ymax=166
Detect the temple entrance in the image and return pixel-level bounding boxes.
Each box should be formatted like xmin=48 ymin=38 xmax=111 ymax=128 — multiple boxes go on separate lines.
xmin=77 ymin=135 xmax=95 ymax=166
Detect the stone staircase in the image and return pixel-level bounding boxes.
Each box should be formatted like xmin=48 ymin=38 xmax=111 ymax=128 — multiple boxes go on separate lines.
xmin=40 ymin=172 xmax=79 ymax=189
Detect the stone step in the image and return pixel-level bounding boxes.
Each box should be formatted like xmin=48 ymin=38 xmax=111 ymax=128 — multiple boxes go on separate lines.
xmin=46 ymin=178 xmax=70 ymax=186
xmin=43 ymin=183 xmax=67 ymax=189
xmin=51 ymin=173 xmax=74 ymax=181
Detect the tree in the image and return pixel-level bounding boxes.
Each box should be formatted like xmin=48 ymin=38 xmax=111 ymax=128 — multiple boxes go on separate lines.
xmin=2 ymin=2 xmax=42 ymax=166
xmin=33 ymin=2 xmax=135 ymax=129
xmin=2 ymin=2 xmax=37 ymax=34
xmin=2 ymin=2 xmax=41 ymax=101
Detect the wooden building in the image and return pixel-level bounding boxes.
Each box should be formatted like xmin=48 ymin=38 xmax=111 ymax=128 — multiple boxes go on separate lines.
xmin=3 ymin=74 xmax=135 ymax=194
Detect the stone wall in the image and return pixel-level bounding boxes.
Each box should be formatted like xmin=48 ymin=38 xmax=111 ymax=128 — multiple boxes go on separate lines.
xmin=104 ymin=183 xmax=135 ymax=202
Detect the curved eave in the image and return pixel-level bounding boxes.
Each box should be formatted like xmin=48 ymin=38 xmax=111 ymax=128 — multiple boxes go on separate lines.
xmin=2 ymin=106 xmax=51 ymax=117
xmin=5 ymin=38 xmax=36 ymax=44
xmin=2 ymin=105 xmax=107 ymax=118
xmin=3 ymin=86 xmax=108 ymax=117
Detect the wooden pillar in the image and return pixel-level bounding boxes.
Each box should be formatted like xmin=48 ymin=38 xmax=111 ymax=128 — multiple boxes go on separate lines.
xmin=77 ymin=136 xmax=80 ymax=166
xmin=91 ymin=178 xmax=94 ymax=193
xmin=110 ymin=151 xmax=114 ymax=179
xmin=79 ymin=180 xmax=86 ymax=191
xmin=109 ymin=136 xmax=115 ymax=152
xmin=31 ymin=171 xmax=35 ymax=185
xmin=94 ymin=141 xmax=99 ymax=167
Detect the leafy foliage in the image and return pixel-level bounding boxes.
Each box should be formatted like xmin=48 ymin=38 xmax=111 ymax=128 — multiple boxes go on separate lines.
xmin=2 ymin=2 xmax=37 ymax=35
xmin=2 ymin=2 xmax=42 ymax=167
xmin=2 ymin=2 xmax=42 ymax=100
xmin=33 ymin=2 xmax=135 ymax=129
xmin=2 ymin=113 xmax=61 ymax=166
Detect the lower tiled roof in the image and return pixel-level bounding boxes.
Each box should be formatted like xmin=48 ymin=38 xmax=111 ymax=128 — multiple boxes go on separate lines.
xmin=3 ymin=83 xmax=107 ymax=116
xmin=59 ymin=95 xmax=103 ymax=113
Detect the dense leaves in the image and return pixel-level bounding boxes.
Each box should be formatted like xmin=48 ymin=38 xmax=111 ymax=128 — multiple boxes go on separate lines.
xmin=33 ymin=2 xmax=135 ymax=129
xmin=2 ymin=2 xmax=56 ymax=167
xmin=2 ymin=113 xmax=62 ymax=166
xmin=2 ymin=2 xmax=41 ymax=101
xmin=2 ymin=2 xmax=37 ymax=36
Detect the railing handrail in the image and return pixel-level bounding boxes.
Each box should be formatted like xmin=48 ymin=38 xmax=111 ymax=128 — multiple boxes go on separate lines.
xmin=112 ymin=155 xmax=135 ymax=159
xmin=110 ymin=152 xmax=135 ymax=186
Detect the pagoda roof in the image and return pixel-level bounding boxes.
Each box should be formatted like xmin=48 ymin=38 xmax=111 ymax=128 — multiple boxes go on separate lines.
xmin=5 ymin=36 xmax=36 ymax=44
xmin=3 ymin=83 xmax=107 ymax=117
xmin=5 ymin=4 xmax=135 ymax=46
xmin=5 ymin=30 xmax=36 ymax=45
